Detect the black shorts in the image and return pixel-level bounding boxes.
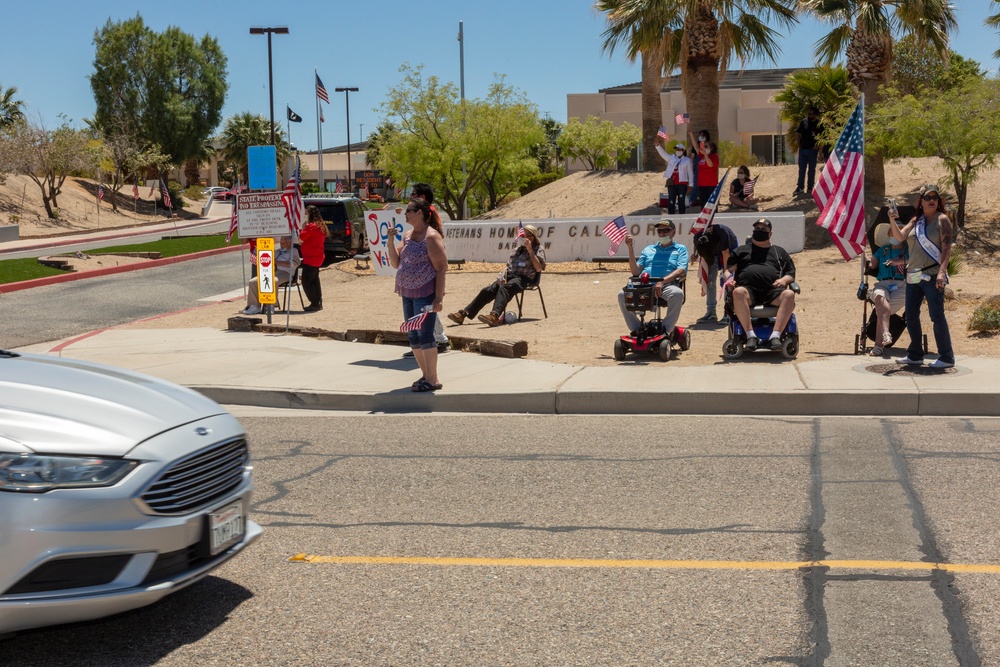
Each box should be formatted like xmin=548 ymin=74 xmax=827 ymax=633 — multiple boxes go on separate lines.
xmin=748 ymin=287 xmax=787 ymax=307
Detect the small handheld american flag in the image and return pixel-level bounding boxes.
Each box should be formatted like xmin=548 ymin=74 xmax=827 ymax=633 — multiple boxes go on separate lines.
xmin=515 ymin=221 xmax=526 ymax=239
xmin=400 ymin=310 xmax=430 ymax=332
xmin=602 ymin=215 xmax=628 ymax=256
xmin=657 ymin=126 xmax=668 ymax=140
xmin=675 ymin=113 xmax=689 ymax=125
xmin=743 ymin=175 xmax=757 ymax=197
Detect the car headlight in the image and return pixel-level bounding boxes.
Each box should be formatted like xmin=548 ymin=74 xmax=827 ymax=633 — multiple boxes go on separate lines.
xmin=0 ymin=453 xmax=138 ymax=492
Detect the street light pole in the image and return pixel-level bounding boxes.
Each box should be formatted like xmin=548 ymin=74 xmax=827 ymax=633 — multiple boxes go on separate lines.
xmin=458 ymin=20 xmax=467 ymax=220
xmin=335 ymin=87 xmax=359 ymax=193
xmin=249 ymin=26 xmax=289 ymax=146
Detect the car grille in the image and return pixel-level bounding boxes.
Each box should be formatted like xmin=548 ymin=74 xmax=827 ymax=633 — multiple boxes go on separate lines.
xmin=140 ymin=438 xmax=249 ymax=515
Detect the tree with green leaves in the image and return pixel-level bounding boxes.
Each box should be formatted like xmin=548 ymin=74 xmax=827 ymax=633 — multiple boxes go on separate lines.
xmin=772 ymin=65 xmax=853 ymax=152
xmin=798 ymin=0 xmax=957 ymax=211
xmin=375 ymin=64 xmax=544 ymax=218
xmin=219 ymin=112 xmax=288 ymax=184
xmin=0 ymin=83 xmax=25 ymax=131
xmin=93 ymin=120 xmax=169 ymax=212
xmin=556 ymin=115 xmax=642 ymax=170
xmin=868 ymin=77 xmax=1000 ymax=229
xmin=6 ymin=118 xmax=99 ymax=218
xmin=90 ymin=15 xmax=228 ymax=176
xmin=890 ymin=34 xmax=983 ymax=98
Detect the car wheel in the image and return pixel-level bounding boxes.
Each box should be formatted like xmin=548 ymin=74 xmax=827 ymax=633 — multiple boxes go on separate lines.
xmin=722 ymin=338 xmax=744 ymax=360
xmin=613 ymin=338 xmax=626 ymax=361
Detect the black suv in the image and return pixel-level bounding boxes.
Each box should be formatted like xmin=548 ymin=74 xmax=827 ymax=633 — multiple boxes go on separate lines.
xmin=302 ymin=195 xmax=367 ymax=266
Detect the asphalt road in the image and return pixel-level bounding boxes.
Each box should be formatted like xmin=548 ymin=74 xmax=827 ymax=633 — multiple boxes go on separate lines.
xmin=9 ymin=414 xmax=1000 ymax=666
xmin=0 ymin=252 xmax=245 ymax=349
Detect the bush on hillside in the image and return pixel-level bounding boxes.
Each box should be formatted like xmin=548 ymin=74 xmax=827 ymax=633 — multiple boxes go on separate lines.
xmin=969 ymin=296 xmax=1000 ymax=333
xmin=718 ymin=141 xmax=761 ymax=169
xmin=520 ymin=170 xmax=563 ymax=196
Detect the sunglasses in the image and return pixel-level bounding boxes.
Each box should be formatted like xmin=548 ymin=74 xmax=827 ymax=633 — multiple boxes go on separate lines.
xmin=921 ymin=194 xmax=939 ymax=201
xmin=404 ymin=207 xmax=420 ymax=213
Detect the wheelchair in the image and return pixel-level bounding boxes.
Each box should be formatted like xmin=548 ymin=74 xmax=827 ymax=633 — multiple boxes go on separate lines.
xmin=614 ymin=275 xmax=690 ymax=362
xmin=722 ymin=283 xmax=800 ymax=360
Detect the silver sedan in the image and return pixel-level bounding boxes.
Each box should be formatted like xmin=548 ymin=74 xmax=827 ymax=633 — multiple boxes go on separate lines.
xmin=0 ymin=350 xmax=263 ymax=635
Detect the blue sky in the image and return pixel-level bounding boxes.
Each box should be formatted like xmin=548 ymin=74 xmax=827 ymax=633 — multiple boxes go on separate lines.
xmin=2 ymin=0 xmax=998 ymax=153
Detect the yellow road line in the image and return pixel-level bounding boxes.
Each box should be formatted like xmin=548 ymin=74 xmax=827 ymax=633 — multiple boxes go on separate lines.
xmin=287 ymin=554 xmax=1000 ymax=574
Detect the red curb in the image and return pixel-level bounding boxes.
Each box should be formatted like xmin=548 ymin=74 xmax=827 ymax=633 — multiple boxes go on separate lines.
xmin=0 ymin=245 xmax=243 ymax=294
xmin=0 ymin=217 xmax=229 ymax=255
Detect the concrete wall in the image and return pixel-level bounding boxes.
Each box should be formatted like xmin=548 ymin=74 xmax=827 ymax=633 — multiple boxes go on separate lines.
xmin=0 ymin=225 xmax=18 ymax=242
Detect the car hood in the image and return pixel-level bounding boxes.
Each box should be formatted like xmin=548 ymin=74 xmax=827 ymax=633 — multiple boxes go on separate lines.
xmin=0 ymin=352 xmax=227 ymax=457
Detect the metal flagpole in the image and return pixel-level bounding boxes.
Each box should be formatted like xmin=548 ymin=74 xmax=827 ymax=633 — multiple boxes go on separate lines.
xmin=316 ymin=69 xmax=324 ymax=192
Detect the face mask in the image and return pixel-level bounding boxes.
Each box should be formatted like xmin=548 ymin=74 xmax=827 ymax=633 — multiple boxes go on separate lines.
xmin=675 ymin=150 xmax=684 ymax=156
xmin=752 ymin=228 xmax=770 ymax=242
xmin=698 ymin=135 xmax=707 ymax=142
xmin=738 ymin=173 xmax=747 ymax=180
xmin=658 ymin=234 xmax=673 ymax=246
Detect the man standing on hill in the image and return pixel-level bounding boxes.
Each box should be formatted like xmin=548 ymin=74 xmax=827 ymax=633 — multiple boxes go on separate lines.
xmin=794 ymin=106 xmax=822 ymax=197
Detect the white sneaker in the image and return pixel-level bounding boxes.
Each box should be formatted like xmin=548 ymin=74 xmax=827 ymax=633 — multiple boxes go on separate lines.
xmin=927 ymin=359 xmax=954 ymax=369
xmin=242 ymin=305 xmax=261 ymax=315
xmin=895 ymin=356 xmax=923 ymax=365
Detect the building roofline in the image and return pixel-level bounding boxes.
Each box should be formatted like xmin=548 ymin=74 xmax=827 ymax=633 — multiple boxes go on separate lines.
xmin=598 ymin=67 xmax=811 ymax=94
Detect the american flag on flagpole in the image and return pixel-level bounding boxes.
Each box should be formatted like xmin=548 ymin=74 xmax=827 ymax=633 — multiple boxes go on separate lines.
xmin=814 ymin=97 xmax=866 ymax=261
xmin=400 ymin=310 xmax=430 ymax=332
xmin=281 ymin=154 xmax=303 ymax=233
xmin=148 ymin=182 xmax=155 ymax=197
xmin=160 ymin=181 xmax=172 ymax=209
xmin=674 ymin=113 xmax=689 ymax=125
xmin=316 ymin=73 xmax=330 ymax=104
xmin=335 ymin=178 xmax=344 ymax=193
xmin=690 ymin=168 xmax=731 ymax=235
xmin=132 ymin=181 xmax=139 ymax=200
xmin=602 ymin=215 xmax=628 ymax=256
xmin=98 ymin=185 xmax=104 ymax=202
xmin=226 ymin=193 xmax=239 ymax=244
xmin=657 ymin=126 xmax=669 ymax=139
xmin=743 ymin=175 xmax=758 ymax=197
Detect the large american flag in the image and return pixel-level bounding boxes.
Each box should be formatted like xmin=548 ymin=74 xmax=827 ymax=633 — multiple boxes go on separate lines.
xmin=282 ymin=154 xmax=303 ymax=233
xmin=814 ymin=97 xmax=866 ymax=260
xmin=690 ymin=168 xmax=731 ymax=235
xmin=316 ymin=73 xmax=330 ymax=104
xmin=226 ymin=193 xmax=239 ymax=244
xmin=160 ymin=181 xmax=172 ymax=209
xmin=602 ymin=215 xmax=628 ymax=256
xmin=400 ymin=310 xmax=430 ymax=332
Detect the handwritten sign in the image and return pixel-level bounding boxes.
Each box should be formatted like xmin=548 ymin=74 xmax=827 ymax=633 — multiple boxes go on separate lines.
xmin=363 ymin=209 xmax=412 ymax=277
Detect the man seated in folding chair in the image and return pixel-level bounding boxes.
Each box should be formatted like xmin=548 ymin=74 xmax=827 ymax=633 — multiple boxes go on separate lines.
xmin=864 ymin=222 xmax=907 ymax=356
xmin=241 ymin=236 xmax=301 ymax=315
xmin=447 ymin=224 xmax=546 ymax=327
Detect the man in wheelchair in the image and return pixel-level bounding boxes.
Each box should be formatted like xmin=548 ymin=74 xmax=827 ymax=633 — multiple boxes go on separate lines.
xmin=726 ymin=218 xmax=797 ymax=352
xmin=617 ymin=218 xmax=687 ymax=338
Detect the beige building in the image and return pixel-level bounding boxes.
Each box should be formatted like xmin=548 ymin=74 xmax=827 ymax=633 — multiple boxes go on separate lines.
xmin=192 ymin=142 xmax=372 ymax=191
xmin=566 ymin=68 xmax=805 ymax=172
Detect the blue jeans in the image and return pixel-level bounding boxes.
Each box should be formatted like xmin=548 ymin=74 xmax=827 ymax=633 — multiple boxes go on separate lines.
xmin=402 ymin=294 xmax=437 ymax=349
xmin=666 ymin=184 xmax=687 ymax=214
xmin=705 ymin=263 xmax=718 ymax=313
xmin=904 ymin=280 xmax=954 ymax=364
xmin=797 ymin=149 xmax=818 ymax=191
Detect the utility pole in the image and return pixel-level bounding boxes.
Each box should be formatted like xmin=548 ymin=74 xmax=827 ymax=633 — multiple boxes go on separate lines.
xmin=248 ymin=27 xmax=289 ymax=146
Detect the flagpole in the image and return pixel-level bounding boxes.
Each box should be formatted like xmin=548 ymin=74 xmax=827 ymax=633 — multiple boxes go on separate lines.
xmin=286 ymin=104 xmax=291 ymax=148
xmin=316 ymin=69 xmax=324 ymax=192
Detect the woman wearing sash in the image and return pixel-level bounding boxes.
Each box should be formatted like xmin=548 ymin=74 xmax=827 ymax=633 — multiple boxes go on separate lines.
xmin=888 ymin=184 xmax=955 ymax=369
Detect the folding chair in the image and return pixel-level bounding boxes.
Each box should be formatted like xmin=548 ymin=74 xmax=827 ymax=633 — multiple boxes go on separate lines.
xmin=279 ymin=265 xmax=306 ymax=312
xmin=514 ymin=274 xmax=547 ymax=320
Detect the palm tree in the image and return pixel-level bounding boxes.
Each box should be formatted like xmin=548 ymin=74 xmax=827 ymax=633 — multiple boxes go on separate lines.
xmin=0 ymin=83 xmax=25 ymax=131
xmin=772 ymin=65 xmax=853 ymax=152
xmin=596 ymin=0 xmax=681 ymax=171
xmin=219 ymin=112 xmax=288 ymax=184
xmin=986 ymin=1 xmax=1000 ymax=58
xmin=596 ymin=0 xmax=797 ymax=172
xmin=799 ymin=0 xmax=957 ymax=209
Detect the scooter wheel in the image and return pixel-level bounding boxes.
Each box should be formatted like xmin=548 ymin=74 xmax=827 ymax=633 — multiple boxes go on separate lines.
xmin=658 ymin=340 xmax=672 ymax=362
xmin=613 ymin=338 xmax=626 ymax=361
xmin=781 ymin=336 xmax=799 ymax=360
xmin=679 ymin=329 xmax=691 ymax=351
xmin=722 ymin=338 xmax=744 ymax=360
xmin=854 ymin=333 xmax=863 ymax=355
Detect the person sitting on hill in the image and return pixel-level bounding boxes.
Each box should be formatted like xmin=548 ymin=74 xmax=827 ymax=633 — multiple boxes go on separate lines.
xmin=447 ymin=224 xmax=546 ymax=327
xmin=729 ymin=165 xmax=759 ymax=211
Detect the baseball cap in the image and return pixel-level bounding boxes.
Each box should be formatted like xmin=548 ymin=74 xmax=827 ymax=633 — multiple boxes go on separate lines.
xmin=674 ymin=143 xmax=685 ymax=151
xmin=655 ymin=219 xmax=675 ymax=231
xmin=753 ymin=217 xmax=772 ymax=230
xmin=921 ymin=184 xmax=940 ymax=196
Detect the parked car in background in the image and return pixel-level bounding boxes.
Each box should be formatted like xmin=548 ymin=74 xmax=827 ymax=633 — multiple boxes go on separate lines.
xmin=201 ymin=186 xmax=229 ymax=199
xmin=0 ymin=349 xmax=263 ymax=635
xmin=301 ymin=195 xmax=368 ymax=265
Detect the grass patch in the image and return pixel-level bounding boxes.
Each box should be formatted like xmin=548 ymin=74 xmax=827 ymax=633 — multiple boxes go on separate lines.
xmin=0 ymin=234 xmax=230 ymax=285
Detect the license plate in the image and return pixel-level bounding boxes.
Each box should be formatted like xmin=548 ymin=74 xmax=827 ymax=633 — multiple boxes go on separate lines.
xmin=209 ymin=502 xmax=245 ymax=555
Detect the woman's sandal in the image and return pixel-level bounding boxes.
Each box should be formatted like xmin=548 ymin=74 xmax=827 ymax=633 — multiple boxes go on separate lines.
xmin=411 ymin=376 xmax=425 ymax=389
xmin=411 ymin=379 xmax=442 ymax=392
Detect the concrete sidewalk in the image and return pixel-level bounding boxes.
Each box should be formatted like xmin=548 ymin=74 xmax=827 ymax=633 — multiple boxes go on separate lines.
xmin=17 ymin=327 xmax=1000 ymax=416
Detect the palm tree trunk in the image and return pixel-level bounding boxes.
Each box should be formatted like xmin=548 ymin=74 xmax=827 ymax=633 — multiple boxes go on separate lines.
xmin=682 ymin=3 xmax=721 ymax=141
xmin=640 ymin=52 xmax=663 ymax=172
xmin=847 ymin=27 xmax=890 ymax=218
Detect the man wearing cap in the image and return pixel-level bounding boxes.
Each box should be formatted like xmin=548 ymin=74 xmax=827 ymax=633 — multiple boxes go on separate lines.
xmin=655 ymin=139 xmax=693 ymax=215
xmin=447 ymin=224 xmax=546 ymax=327
xmin=864 ymin=223 xmax=907 ymax=356
xmin=692 ymin=222 xmax=738 ymax=323
xmin=727 ymin=218 xmax=797 ymax=350
xmin=618 ymin=219 xmax=688 ymax=334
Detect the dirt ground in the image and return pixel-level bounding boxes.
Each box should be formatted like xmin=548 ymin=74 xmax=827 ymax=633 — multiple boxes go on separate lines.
xmin=7 ymin=159 xmax=1000 ymax=366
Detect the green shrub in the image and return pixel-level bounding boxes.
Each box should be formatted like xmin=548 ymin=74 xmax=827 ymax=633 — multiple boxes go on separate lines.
xmin=166 ymin=182 xmax=185 ymax=209
xmin=300 ymin=182 xmax=320 ymax=195
xmin=948 ymin=245 xmax=965 ymax=276
xmin=968 ymin=296 xmax=1000 ymax=333
xmin=717 ymin=141 xmax=761 ymax=170
xmin=183 ymin=185 xmax=204 ymax=201
xmin=520 ymin=170 xmax=563 ymax=196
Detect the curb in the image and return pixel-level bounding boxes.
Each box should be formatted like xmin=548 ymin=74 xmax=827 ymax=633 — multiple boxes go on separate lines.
xmin=0 ymin=217 xmax=228 ymax=254
xmin=0 ymin=245 xmax=242 ymax=294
